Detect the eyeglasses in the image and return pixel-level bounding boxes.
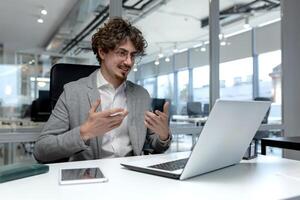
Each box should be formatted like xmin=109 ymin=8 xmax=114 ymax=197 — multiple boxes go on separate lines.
xmin=113 ymin=48 xmax=142 ymax=64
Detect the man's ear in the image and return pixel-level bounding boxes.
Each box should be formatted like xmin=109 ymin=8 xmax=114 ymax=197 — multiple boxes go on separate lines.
xmin=98 ymin=49 xmax=105 ymax=60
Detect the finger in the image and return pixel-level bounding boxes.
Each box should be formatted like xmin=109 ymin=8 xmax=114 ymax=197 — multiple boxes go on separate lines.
xmin=108 ymin=120 xmax=123 ymax=129
xmin=109 ymin=115 xmax=125 ymax=125
xmin=101 ymin=108 xmax=125 ymax=117
xmin=155 ymin=110 xmax=168 ymax=118
xmin=90 ymin=99 xmax=101 ymax=113
xmin=145 ymin=115 xmax=159 ymax=127
xmin=123 ymin=110 xmax=129 ymax=117
xmin=163 ymin=101 xmax=169 ymax=115
xmin=146 ymin=112 xmax=164 ymax=125
xmin=145 ymin=111 xmax=159 ymax=118
xmin=144 ymin=120 xmax=155 ymax=130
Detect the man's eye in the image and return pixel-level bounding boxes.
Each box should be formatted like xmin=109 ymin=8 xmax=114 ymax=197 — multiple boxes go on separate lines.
xmin=119 ymin=51 xmax=127 ymax=57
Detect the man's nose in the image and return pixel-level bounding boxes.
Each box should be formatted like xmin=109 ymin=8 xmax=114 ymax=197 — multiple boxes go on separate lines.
xmin=124 ymin=55 xmax=134 ymax=66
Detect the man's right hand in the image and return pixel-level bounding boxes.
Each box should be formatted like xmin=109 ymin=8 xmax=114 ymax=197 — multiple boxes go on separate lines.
xmin=80 ymin=99 xmax=128 ymax=141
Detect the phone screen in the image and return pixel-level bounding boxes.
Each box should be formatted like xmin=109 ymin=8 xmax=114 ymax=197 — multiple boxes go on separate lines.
xmin=60 ymin=167 xmax=107 ymax=184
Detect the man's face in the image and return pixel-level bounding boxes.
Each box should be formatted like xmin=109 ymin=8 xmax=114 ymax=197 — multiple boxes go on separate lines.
xmin=99 ymin=39 xmax=137 ymax=83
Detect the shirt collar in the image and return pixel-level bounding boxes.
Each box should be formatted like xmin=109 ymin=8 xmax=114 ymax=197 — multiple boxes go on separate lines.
xmin=97 ymin=70 xmax=126 ymax=92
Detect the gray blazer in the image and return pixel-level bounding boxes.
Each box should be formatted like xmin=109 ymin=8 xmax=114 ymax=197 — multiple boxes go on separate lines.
xmin=33 ymin=70 xmax=170 ymax=163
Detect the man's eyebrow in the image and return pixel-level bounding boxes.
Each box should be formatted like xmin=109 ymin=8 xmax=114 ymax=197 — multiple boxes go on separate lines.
xmin=118 ymin=47 xmax=137 ymax=54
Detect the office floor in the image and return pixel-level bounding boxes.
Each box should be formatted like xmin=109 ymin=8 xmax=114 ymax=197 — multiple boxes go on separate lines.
xmin=0 ymin=135 xmax=282 ymax=166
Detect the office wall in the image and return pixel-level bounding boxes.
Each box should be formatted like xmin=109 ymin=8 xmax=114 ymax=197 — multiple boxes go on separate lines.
xmin=138 ymin=21 xmax=281 ymax=80
xmin=282 ymin=0 xmax=300 ymax=160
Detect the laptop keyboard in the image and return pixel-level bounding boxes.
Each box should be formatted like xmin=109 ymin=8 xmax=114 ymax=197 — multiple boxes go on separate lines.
xmin=149 ymin=158 xmax=188 ymax=171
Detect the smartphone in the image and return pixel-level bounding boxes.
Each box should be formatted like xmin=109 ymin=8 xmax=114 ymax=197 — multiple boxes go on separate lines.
xmin=59 ymin=167 xmax=108 ymax=185
xmin=151 ymin=98 xmax=166 ymax=113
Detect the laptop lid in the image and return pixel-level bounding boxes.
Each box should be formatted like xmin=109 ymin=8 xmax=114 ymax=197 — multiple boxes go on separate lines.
xmin=121 ymin=100 xmax=271 ymax=180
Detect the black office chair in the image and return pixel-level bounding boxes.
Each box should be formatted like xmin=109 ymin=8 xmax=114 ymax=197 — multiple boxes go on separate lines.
xmin=38 ymin=63 xmax=99 ymax=163
xmin=187 ymin=101 xmax=202 ymax=117
xmin=50 ymin=63 xmax=99 ymax=109
xmin=30 ymin=90 xmax=52 ymax=122
xmin=202 ymin=103 xmax=210 ymax=117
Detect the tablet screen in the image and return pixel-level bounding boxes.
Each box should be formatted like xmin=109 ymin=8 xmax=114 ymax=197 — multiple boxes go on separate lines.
xmin=60 ymin=167 xmax=107 ymax=184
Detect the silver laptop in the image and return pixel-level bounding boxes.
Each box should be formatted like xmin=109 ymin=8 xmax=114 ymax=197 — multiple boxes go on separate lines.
xmin=121 ymin=100 xmax=271 ymax=180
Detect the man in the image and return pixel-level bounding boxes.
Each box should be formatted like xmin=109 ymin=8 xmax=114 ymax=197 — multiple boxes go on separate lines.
xmin=34 ymin=17 xmax=171 ymax=163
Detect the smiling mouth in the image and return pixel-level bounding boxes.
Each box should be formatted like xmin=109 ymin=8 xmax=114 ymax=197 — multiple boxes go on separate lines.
xmin=118 ymin=65 xmax=130 ymax=73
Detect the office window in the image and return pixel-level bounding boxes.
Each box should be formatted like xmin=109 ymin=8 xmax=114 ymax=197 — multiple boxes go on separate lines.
xmin=258 ymin=50 xmax=282 ymax=124
xmin=177 ymin=70 xmax=189 ymax=114
xmin=143 ymin=77 xmax=156 ymax=98
xmin=0 ymin=64 xmax=21 ymax=117
xmin=193 ymin=65 xmax=209 ymax=103
xmin=157 ymin=74 xmax=174 ymax=99
xmin=220 ymin=57 xmax=253 ymax=100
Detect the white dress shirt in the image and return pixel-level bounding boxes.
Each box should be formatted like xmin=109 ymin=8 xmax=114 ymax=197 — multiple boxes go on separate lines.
xmin=97 ymin=71 xmax=133 ymax=158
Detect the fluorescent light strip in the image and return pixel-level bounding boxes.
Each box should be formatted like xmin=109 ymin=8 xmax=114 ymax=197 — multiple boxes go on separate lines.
xmin=258 ymin=18 xmax=281 ymax=27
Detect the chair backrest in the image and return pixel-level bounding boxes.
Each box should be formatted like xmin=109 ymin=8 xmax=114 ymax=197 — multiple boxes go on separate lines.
xmin=50 ymin=63 xmax=99 ymax=109
xmin=30 ymin=90 xmax=51 ymax=122
xmin=202 ymin=103 xmax=210 ymax=116
xmin=187 ymin=101 xmax=202 ymax=117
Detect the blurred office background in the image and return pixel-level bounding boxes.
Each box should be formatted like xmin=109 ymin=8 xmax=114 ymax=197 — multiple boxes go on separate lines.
xmin=1 ymin=0 xmax=298 ymax=166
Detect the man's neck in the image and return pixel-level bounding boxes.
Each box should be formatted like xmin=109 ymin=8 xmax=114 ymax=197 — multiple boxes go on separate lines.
xmin=100 ymin=68 xmax=124 ymax=89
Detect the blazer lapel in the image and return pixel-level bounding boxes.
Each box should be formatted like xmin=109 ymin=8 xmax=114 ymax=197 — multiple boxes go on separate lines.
xmin=126 ymin=82 xmax=144 ymax=155
xmin=86 ymin=69 xmax=103 ymax=159
xmin=87 ymin=70 xmax=102 ymax=112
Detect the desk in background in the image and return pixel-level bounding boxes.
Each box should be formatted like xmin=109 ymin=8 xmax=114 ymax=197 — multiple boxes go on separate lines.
xmin=261 ymin=136 xmax=300 ymax=155
xmin=0 ymin=123 xmax=44 ymax=164
xmin=172 ymin=115 xmax=207 ymax=126
xmin=1 ymin=153 xmax=300 ymax=200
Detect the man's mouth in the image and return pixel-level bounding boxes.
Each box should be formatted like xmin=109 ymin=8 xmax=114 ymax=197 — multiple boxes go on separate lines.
xmin=118 ymin=65 xmax=130 ymax=73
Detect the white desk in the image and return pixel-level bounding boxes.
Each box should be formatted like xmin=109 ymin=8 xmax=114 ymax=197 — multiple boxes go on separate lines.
xmin=1 ymin=153 xmax=300 ymax=200
xmin=172 ymin=115 xmax=207 ymax=126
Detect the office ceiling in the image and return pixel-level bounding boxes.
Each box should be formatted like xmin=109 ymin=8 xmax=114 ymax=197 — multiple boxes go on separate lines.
xmin=0 ymin=0 xmax=79 ymax=52
xmin=0 ymin=0 xmax=280 ymax=61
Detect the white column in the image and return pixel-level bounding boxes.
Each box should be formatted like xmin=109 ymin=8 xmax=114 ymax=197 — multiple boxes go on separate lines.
xmin=109 ymin=0 xmax=122 ymax=18
xmin=209 ymin=0 xmax=220 ymax=109
xmin=282 ymin=0 xmax=300 ymax=160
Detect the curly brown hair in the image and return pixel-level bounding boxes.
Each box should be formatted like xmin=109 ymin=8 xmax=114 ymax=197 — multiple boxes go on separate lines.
xmin=91 ymin=17 xmax=147 ymax=65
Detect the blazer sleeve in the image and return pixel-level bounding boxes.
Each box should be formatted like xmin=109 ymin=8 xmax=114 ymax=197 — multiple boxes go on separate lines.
xmin=33 ymin=89 xmax=88 ymax=163
xmin=141 ymin=90 xmax=172 ymax=154
xmin=143 ymin=129 xmax=172 ymax=154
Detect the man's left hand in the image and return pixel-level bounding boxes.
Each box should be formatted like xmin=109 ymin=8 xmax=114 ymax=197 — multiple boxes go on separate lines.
xmin=144 ymin=102 xmax=170 ymax=141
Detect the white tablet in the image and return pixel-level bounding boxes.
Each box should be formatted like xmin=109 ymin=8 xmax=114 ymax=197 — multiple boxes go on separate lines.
xmin=59 ymin=167 xmax=108 ymax=185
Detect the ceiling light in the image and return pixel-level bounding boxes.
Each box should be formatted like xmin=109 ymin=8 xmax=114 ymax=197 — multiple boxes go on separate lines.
xmin=154 ymin=60 xmax=159 ymax=66
xmin=165 ymin=57 xmax=170 ymax=62
xmin=193 ymin=43 xmax=202 ymax=48
xmin=219 ymin=33 xmax=227 ymax=46
xmin=200 ymin=45 xmax=206 ymax=52
xmin=243 ymin=17 xmax=251 ymax=29
xmin=258 ymin=18 xmax=281 ymax=27
xmin=38 ymin=81 xmax=46 ymax=87
xmin=220 ymin=40 xmax=227 ymax=46
xmin=41 ymin=9 xmax=47 ymax=15
xmin=158 ymin=48 xmax=164 ymax=58
xmin=173 ymin=43 xmax=178 ymax=53
xmin=133 ymin=68 xmax=138 ymax=72
xmin=218 ymin=33 xmax=224 ymax=40
xmin=37 ymin=18 xmax=44 ymax=23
